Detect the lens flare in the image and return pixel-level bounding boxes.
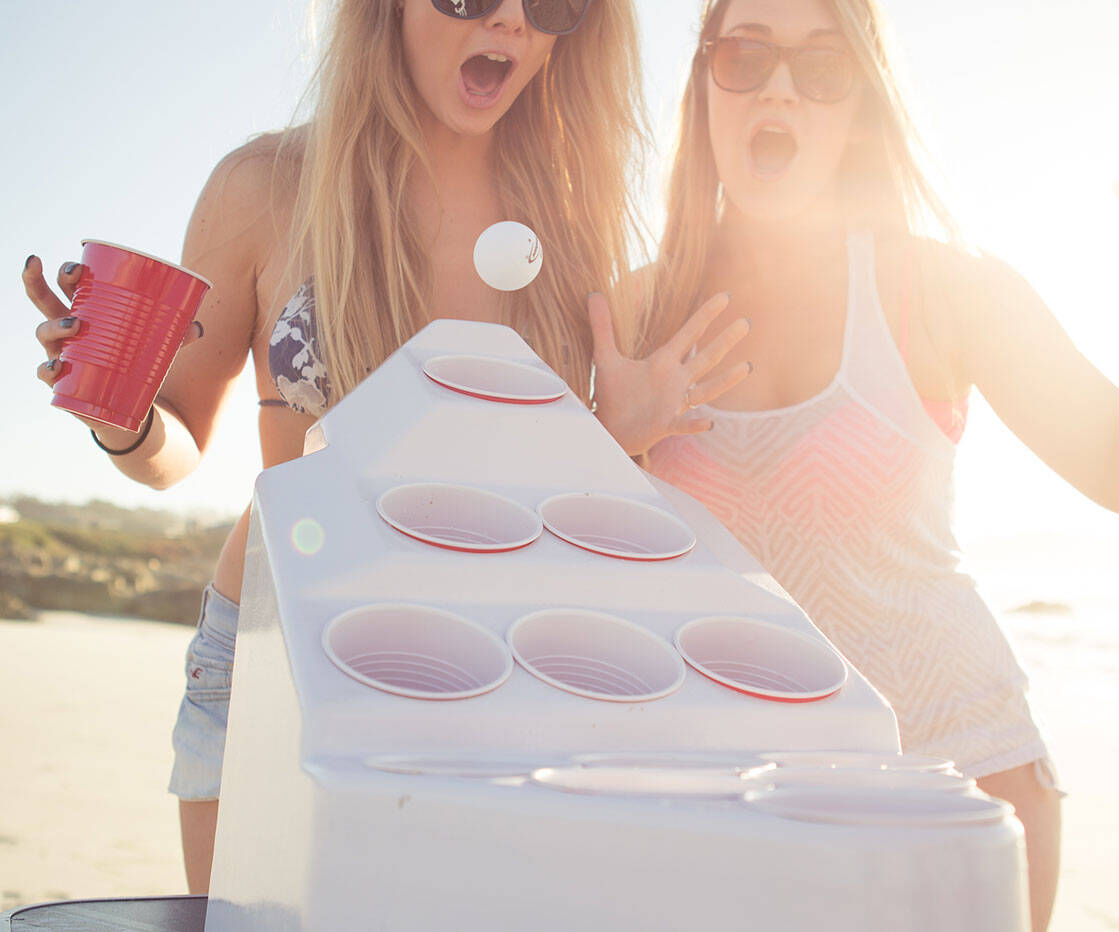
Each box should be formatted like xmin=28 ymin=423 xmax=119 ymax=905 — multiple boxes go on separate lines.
xmin=291 ymin=518 xmax=325 ymax=556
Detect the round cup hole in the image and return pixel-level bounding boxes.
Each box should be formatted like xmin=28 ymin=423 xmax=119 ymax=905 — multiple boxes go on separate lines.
xmin=323 ymin=603 xmax=512 ymax=700
xmin=532 ymin=766 xmax=752 ymax=799
xmin=423 ymin=354 xmax=567 ymax=404
xmin=508 ymin=609 xmax=685 ymax=702
xmin=377 ymin=483 xmax=541 ymax=552
xmin=675 ymin=616 xmax=847 ymax=702
xmin=745 ymin=787 xmax=1012 ymax=827
xmin=538 ymin=493 xmax=695 ymax=560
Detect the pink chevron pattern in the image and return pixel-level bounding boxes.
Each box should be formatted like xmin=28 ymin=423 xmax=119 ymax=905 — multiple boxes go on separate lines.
xmin=647 ymin=235 xmax=1049 ymax=777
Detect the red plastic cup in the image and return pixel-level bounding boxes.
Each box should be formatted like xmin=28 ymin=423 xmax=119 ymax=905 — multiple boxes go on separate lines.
xmin=51 ymin=240 xmax=212 ymax=430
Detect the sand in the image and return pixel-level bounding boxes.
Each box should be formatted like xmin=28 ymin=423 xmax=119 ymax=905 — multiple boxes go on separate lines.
xmin=0 ymin=612 xmax=190 ymax=913
xmin=1 ymin=608 xmax=1116 ymax=929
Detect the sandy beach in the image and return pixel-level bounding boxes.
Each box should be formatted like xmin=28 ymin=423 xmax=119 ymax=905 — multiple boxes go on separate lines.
xmin=2 ymin=559 xmax=1116 ymax=929
xmin=0 ymin=612 xmax=190 ymax=912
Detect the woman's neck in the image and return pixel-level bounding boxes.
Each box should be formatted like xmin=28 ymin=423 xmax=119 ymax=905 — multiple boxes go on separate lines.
xmin=416 ymin=98 xmax=500 ymax=186
xmin=411 ymin=120 xmax=503 ymax=244
xmin=720 ymin=199 xmax=847 ymax=262
xmin=714 ymin=208 xmax=847 ymax=284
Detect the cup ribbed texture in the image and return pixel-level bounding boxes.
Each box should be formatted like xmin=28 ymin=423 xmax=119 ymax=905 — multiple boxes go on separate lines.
xmin=52 ymin=242 xmax=210 ymax=429
xmin=67 ymin=280 xmax=185 ymax=381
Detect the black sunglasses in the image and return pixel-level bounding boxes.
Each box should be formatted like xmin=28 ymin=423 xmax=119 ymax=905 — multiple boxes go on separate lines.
xmin=430 ymin=0 xmax=592 ymax=37
xmin=702 ymin=37 xmax=856 ymax=103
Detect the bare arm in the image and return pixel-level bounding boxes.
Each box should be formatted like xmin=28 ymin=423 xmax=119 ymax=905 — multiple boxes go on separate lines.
xmin=950 ymin=248 xmax=1119 ymax=512
xmin=28 ymin=141 xmax=276 ymax=489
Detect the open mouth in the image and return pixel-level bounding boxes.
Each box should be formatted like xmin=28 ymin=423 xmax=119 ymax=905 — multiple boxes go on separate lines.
xmin=461 ymin=53 xmax=514 ymax=102
xmin=749 ymin=125 xmax=798 ymax=176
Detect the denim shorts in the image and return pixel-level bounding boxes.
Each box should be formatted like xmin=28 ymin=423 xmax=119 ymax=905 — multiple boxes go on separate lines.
xmin=168 ymin=584 xmax=239 ymax=801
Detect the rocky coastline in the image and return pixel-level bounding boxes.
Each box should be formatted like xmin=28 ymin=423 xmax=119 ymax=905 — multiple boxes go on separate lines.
xmin=0 ymin=497 xmax=230 ymax=625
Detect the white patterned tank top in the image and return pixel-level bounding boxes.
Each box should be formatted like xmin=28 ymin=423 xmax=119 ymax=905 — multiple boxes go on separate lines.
xmin=647 ymin=232 xmax=1048 ymax=776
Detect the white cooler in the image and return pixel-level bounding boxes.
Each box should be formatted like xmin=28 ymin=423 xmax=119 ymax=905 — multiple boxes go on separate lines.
xmin=205 ymin=320 xmax=1028 ymax=931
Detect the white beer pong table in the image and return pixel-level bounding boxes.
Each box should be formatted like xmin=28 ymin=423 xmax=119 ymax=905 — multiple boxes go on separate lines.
xmin=193 ymin=320 xmax=1029 ymax=932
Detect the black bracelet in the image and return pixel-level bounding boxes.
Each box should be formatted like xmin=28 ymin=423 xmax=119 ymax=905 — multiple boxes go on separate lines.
xmin=91 ymin=407 xmax=154 ymax=456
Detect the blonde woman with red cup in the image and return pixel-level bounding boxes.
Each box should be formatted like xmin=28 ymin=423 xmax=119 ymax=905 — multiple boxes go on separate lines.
xmin=24 ymin=0 xmax=690 ymax=895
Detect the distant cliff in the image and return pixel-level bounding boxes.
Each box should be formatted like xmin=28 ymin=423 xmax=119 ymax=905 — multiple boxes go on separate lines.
xmin=0 ymin=497 xmax=231 ymax=624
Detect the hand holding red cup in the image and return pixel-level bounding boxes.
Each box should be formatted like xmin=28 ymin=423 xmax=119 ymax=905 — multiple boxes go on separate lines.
xmin=42 ymin=240 xmax=211 ymax=432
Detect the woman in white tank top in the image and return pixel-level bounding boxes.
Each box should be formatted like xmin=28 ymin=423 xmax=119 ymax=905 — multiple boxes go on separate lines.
xmin=587 ymin=1 xmax=1119 ymax=930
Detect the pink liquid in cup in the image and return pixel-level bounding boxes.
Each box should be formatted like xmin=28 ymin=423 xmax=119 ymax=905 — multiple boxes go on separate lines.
xmin=51 ymin=240 xmax=212 ymax=431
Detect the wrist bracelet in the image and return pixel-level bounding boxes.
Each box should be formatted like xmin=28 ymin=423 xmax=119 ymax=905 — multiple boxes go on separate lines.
xmin=91 ymin=407 xmax=154 ymax=456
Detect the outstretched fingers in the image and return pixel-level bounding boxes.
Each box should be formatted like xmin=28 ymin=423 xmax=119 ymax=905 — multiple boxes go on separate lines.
xmin=587 ymin=291 xmax=620 ymax=365
xmin=684 ymin=361 xmax=753 ymax=410
xmin=669 ymin=412 xmax=717 ymax=437
xmin=687 ymin=315 xmax=750 ymax=380
xmin=664 ymin=291 xmax=732 ymax=361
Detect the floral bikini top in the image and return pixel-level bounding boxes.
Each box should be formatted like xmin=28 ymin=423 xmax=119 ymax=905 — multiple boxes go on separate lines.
xmin=260 ymin=279 xmax=332 ymax=419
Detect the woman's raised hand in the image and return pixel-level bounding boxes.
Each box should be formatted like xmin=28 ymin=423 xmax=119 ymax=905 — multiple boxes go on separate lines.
xmin=588 ymin=291 xmax=751 ymax=456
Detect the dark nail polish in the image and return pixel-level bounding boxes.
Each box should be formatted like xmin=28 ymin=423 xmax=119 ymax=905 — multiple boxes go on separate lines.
xmin=746 ymin=361 xmax=754 ymax=375
xmin=707 ymin=422 xmax=716 ymax=431
xmin=24 ymin=254 xmax=35 ymax=270
xmin=63 ymin=263 xmax=79 ymax=276
xmin=60 ymin=317 xmax=77 ymax=329
xmin=193 ymin=320 xmax=205 ymax=338
xmin=46 ymin=359 xmax=58 ymax=372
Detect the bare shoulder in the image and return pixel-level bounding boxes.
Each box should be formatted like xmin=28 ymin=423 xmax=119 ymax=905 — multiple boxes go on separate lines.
xmin=902 ymin=235 xmax=971 ymax=283
xmin=211 ymin=132 xmax=303 ymax=205
xmin=165 ymin=132 xmax=307 ymax=401
xmin=911 ymin=237 xmax=1033 ymax=312
xmin=185 ymin=132 xmax=303 ymax=269
xmin=910 ymin=235 xmax=1054 ymax=389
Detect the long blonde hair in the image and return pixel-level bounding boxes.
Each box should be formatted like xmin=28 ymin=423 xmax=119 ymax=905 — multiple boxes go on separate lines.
xmin=648 ymin=0 xmax=957 ymax=350
xmin=280 ymin=0 xmax=645 ymax=405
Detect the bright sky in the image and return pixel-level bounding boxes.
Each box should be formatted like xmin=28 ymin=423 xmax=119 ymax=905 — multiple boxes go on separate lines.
xmin=2 ymin=0 xmax=1117 ymax=541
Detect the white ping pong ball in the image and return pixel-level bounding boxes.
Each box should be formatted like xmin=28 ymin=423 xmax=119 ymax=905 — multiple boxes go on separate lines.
xmin=473 ymin=221 xmax=543 ymax=291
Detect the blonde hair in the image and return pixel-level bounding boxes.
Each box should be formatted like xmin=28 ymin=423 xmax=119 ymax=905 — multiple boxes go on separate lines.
xmin=279 ymin=0 xmax=645 ymax=405
xmin=648 ymin=0 xmax=958 ymax=349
